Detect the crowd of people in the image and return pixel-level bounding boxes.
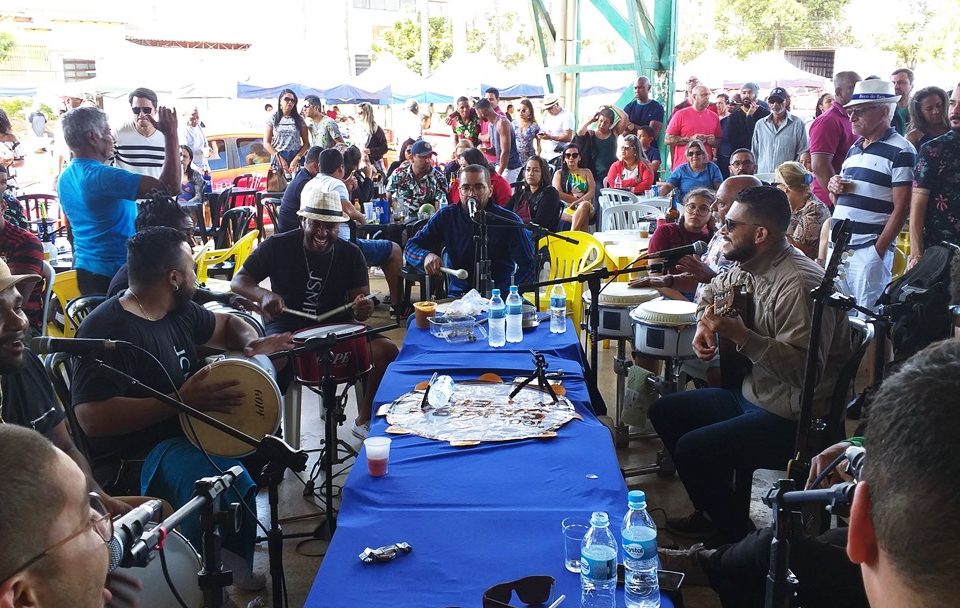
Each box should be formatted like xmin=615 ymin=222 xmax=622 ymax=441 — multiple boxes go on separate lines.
xmin=1 ymin=62 xmax=959 ymax=608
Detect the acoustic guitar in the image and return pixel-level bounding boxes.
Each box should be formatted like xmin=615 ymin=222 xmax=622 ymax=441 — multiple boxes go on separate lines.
xmin=714 ymin=285 xmax=755 ymax=390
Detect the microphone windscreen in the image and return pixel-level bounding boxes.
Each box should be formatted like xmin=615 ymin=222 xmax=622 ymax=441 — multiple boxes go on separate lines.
xmin=693 ymin=241 xmax=707 ymax=255
xmin=108 ymin=536 xmax=123 ymax=572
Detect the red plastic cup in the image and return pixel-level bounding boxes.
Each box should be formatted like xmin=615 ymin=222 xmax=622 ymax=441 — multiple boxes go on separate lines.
xmin=364 ymin=437 xmax=392 ymax=477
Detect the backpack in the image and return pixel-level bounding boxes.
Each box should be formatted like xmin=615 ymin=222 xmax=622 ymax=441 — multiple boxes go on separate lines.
xmin=877 ymin=244 xmax=955 ymax=363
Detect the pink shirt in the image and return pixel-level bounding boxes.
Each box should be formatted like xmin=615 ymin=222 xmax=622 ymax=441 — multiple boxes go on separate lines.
xmin=808 ymin=102 xmax=856 ymax=206
xmin=665 ymin=106 xmax=722 ymax=168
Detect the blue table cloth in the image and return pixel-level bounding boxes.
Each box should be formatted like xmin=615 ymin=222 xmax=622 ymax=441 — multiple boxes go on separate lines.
xmin=306 ymin=320 xmax=672 ymax=607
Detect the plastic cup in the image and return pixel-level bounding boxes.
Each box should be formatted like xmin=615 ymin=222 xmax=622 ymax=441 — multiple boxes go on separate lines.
xmin=413 ymin=301 xmax=437 ymax=329
xmin=364 ymin=437 xmax=392 ymax=477
xmin=561 ymin=516 xmax=590 ymax=573
xmin=363 ymin=202 xmax=375 ymax=222
xmin=639 ymin=222 xmax=650 ymax=239
xmin=838 ymin=177 xmax=854 ymax=194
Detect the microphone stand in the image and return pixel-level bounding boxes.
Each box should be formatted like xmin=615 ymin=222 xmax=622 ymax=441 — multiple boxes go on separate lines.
xmin=128 ymin=466 xmax=244 ymax=608
xmin=86 ymin=358 xmax=308 ymax=608
xmin=473 ymin=207 xmax=493 ymax=298
xmin=523 ymin=221 xmax=579 ymax=309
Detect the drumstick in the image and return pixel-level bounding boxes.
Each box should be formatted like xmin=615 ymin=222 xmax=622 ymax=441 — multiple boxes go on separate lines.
xmin=310 ymin=294 xmax=377 ymax=324
xmin=282 ymin=307 xmax=323 ymax=322
xmin=439 ymin=267 xmax=469 ymax=280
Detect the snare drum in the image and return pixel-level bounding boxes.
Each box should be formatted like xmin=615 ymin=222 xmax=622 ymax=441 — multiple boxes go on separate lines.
xmin=180 ymin=357 xmax=281 ymax=457
xmin=114 ymin=524 xmax=202 ymax=608
xmin=630 ymin=299 xmax=698 ymax=358
xmin=582 ymin=284 xmax=659 ymax=339
xmin=292 ymin=323 xmax=373 ymax=385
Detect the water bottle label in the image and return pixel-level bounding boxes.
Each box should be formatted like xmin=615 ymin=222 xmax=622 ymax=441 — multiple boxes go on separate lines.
xmin=489 ymin=308 xmax=505 ymax=319
xmin=506 ymin=304 xmax=523 ymax=315
xmin=550 ymin=296 xmax=566 ymax=308
xmin=580 ymin=554 xmax=617 ymax=581
xmin=623 ymin=537 xmax=657 ymax=560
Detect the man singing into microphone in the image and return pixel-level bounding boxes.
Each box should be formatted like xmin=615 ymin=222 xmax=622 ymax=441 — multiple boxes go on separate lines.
xmin=404 ymin=163 xmax=537 ymax=297
xmin=648 ymin=186 xmax=851 ymax=545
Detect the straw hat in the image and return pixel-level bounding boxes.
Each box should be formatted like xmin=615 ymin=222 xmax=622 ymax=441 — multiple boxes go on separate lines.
xmin=0 ymin=259 xmax=40 ymax=293
xmin=542 ymin=93 xmax=560 ymax=108
xmin=298 ymin=182 xmax=347 ymax=223
xmin=845 ymin=80 xmax=900 ymax=108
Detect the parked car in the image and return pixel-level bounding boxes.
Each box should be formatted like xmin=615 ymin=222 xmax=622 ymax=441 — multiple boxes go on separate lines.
xmin=206 ymin=132 xmax=269 ymax=190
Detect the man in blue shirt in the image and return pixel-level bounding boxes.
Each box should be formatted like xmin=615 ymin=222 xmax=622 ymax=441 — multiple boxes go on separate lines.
xmin=58 ymin=106 xmax=180 ymax=294
xmin=404 ymin=164 xmax=536 ymax=297
xmin=623 ymin=76 xmax=665 ymax=139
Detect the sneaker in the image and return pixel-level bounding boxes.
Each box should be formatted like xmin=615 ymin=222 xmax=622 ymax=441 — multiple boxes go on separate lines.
xmin=666 ymin=511 xmax=717 ymax=538
xmin=351 ymin=421 xmax=370 ymax=440
xmin=657 ymin=543 xmax=714 ymax=587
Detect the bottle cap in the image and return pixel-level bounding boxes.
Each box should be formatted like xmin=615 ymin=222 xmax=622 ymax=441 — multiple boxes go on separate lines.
xmin=590 ymin=511 xmax=609 ymax=527
xmin=627 ymin=490 xmax=647 ymax=508
xmin=509 ymin=285 xmax=518 ymax=293
xmin=491 ymin=288 xmax=501 ymax=297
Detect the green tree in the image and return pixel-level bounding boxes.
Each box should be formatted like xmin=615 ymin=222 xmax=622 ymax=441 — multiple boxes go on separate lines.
xmin=0 ymin=33 xmax=14 ymax=63
xmin=372 ymin=15 xmax=454 ymax=74
xmin=879 ymin=0 xmax=940 ymax=68
xmin=715 ymin=0 xmax=851 ymax=58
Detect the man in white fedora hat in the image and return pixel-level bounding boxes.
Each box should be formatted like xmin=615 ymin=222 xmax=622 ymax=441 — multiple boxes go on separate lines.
xmin=232 ymin=184 xmax=398 ymax=440
xmin=827 ymin=78 xmax=916 ymax=318
xmin=536 ymin=94 xmax=573 ymax=162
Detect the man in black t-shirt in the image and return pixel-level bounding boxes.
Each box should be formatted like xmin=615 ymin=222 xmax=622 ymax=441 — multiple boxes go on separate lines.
xmin=0 ymin=258 xmax=133 ymax=517
xmin=232 ymin=188 xmax=398 ymax=440
xmin=71 ymin=227 xmax=293 ymax=590
xmin=277 ymin=145 xmax=322 ymax=233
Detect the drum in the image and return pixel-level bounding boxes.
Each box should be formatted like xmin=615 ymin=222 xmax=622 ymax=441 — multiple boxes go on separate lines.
xmin=114 ymin=524 xmax=202 ymax=608
xmin=630 ymin=299 xmax=698 ymax=358
xmin=292 ymin=323 xmax=373 ymax=385
xmin=180 ymin=357 xmax=281 ymax=457
xmin=582 ymin=284 xmax=659 ymax=339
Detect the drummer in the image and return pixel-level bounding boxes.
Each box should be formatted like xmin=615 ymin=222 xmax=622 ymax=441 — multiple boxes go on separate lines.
xmin=71 ymin=226 xmax=293 ymax=591
xmin=231 ymin=185 xmax=399 ymax=441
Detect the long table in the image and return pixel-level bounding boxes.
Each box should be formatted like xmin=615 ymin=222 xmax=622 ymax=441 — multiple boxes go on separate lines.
xmin=305 ymin=318 xmax=673 ymax=607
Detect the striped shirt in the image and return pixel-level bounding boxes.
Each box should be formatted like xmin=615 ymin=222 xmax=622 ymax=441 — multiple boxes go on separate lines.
xmin=833 ymin=128 xmax=916 ymax=247
xmin=112 ymin=122 xmax=165 ymax=178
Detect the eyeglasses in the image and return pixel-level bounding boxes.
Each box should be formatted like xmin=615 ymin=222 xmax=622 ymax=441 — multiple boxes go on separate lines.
xmin=730 ymin=159 xmax=755 ymax=166
xmin=131 ymin=107 xmax=153 ymax=115
xmin=282 ymin=97 xmax=296 ymax=103
xmin=459 ymin=183 xmax=488 ymax=194
xmin=724 ymin=217 xmax=765 ymax=231
xmin=564 ymin=152 xmax=580 ymax=158
xmin=846 ymin=105 xmax=882 ymax=118
xmin=684 ymin=204 xmax=712 ymax=215
xmin=483 ymin=575 xmax=555 ymax=608
xmin=2 ymin=493 xmax=112 ymax=582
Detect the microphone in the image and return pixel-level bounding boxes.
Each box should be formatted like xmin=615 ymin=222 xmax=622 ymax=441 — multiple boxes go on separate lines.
xmin=439 ymin=267 xmax=469 ymax=280
xmin=844 ymin=445 xmax=866 ymax=481
xmin=466 ymin=197 xmax=479 ymax=221
xmin=108 ymin=499 xmax=163 ymax=571
xmin=641 ymin=240 xmax=707 ymax=261
xmin=29 ymin=337 xmax=127 ymax=355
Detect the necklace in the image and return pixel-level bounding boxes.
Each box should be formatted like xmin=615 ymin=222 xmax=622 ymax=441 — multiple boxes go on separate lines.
xmin=129 ymin=290 xmax=155 ymax=321
xmin=302 ymin=243 xmax=337 ymax=305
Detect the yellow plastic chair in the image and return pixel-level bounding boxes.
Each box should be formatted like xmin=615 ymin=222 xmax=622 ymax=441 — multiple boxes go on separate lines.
xmin=47 ymin=270 xmax=80 ymax=337
xmin=536 ymin=231 xmax=606 ymax=333
xmin=196 ymin=229 xmax=259 ymax=284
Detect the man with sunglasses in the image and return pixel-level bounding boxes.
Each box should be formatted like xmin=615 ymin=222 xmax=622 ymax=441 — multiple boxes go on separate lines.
xmin=648 ymin=185 xmax=851 ymax=545
xmin=404 ymin=164 xmax=536 ymax=298
xmin=828 ymin=80 xmax=915 ymax=316
xmin=302 ymin=96 xmax=344 ymax=150
xmin=0 ymin=425 xmax=113 ymax=608
xmin=112 ymin=87 xmax=167 ymax=178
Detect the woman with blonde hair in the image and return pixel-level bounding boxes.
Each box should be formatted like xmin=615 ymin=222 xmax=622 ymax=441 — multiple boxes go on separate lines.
xmin=774 ymin=161 xmax=830 ymax=259
xmin=356 ymin=102 xmax=388 ymax=172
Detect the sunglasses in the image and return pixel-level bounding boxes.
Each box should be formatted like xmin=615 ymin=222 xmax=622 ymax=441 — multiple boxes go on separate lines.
xmin=686 ymin=151 xmax=704 ymax=157
xmin=282 ymin=97 xmax=296 ymax=103
xmin=846 ymin=105 xmax=881 ymax=118
xmin=483 ymin=575 xmax=555 ymax=608
xmin=564 ymin=152 xmax=580 ymax=158
xmin=131 ymin=107 xmax=153 ymax=115
xmin=724 ymin=217 xmax=764 ymax=231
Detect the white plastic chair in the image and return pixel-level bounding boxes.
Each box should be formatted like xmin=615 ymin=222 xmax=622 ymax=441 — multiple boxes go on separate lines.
xmin=600 ymin=203 xmax=662 ymax=231
xmin=638 ymin=196 xmax=673 ymax=212
xmin=597 ymin=189 xmax=640 ymax=230
xmin=40 ymin=260 xmax=56 ymax=337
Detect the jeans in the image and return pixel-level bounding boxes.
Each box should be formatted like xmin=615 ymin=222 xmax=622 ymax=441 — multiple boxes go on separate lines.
xmin=649 ymin=388 xmax=797 ymax=540
xmin=76 ymin=268 xmax=113 ymax=296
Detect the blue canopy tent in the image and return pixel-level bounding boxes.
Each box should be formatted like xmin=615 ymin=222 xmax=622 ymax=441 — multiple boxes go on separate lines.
xmin=236 ymin=81 xmax=391 ymax=104
xmin=0 ymin=85 xmax=38 ymax=97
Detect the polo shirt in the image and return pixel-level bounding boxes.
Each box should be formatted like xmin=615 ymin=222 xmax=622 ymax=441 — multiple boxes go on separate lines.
xmin=808 ymin=103 xmax=857 ymax=205
xmin=751 ymin=112 xmax=808 ymax=174
xmin=665 ymin=106 xmax=722 ymax=168
xmin=833 ymin=128 xmax=916 ymax=247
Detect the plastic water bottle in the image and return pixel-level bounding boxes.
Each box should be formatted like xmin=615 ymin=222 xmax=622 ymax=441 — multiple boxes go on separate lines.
xmin=549 ymin=284 xmax=567 ymax=333
xmin=614 ymin=174 xmax=623 ymax=190
xmin=488 ymin=289 xmax=506 ymax=347
xmin=623 ymin=490 xmax=660 ymax=608
xmin=427 ymin=375 xmax=455 ymax=408
xmin=505 ymin=285 xmax=523 ymax=343
xmin=581 ymin=511 xmax=617 ymax=608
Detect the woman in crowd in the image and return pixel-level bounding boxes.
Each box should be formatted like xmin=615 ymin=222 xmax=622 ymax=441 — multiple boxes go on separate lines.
xmin=264 ymin=88 xmax=309 ymax=180
xmin=356 ymin=102 xmax=388 ymax=173
xmin=506 ymin=155 xmax=562 ymax=231
xmin=605 ymin=134 xmax=655 ymax=194
xmin=444 ymin=139 xmax=475 ymax=184
xmin=448 ymin=147 xmax=513 ymax=206
xmin=814 ymin=92 xmax=834 ymax=118
xmin=0 ymin=109 xmax=24 ymax=184
xmin=576 ymin=105 xmax=627 ymax=182
xmin=774 ymin=161 xmax=830 ymax=259
xmin=344 ymin=145 xmax=376 ymax=204
xmin=659 ymin=140 xmax=722 ymax=203
xmin=178 ymin=145 xmax=205 ymax=206
xmin=386 ymin=137 xmax=415 ymax=180
xmin=906 ymin=86 xmax=950 ymax=148
xmin=553 ymin=142 xmax=595 ymax=232
xmin=446 ymin=96 xmax=481 ymax=146
xmin=513 ymin=99 xmax=541 ymax=165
